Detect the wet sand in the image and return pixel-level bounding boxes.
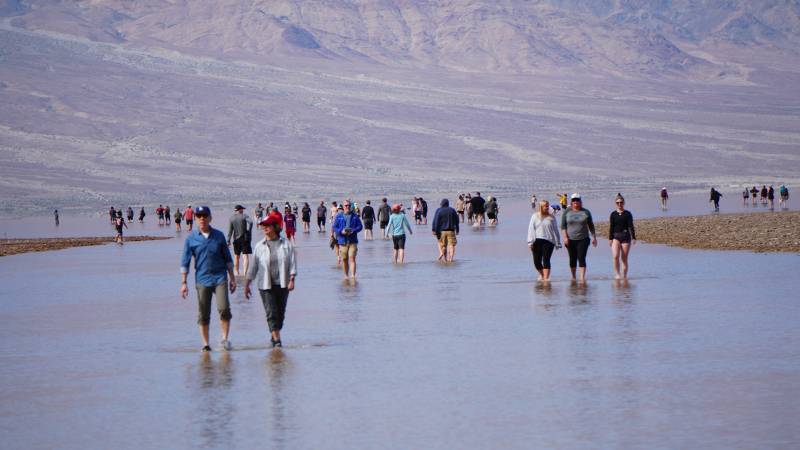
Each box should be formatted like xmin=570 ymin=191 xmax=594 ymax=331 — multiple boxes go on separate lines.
xmin=600 ymin=210 xmax=800 ymax=253
xmin=0 ymin=236 xmax=171 ymax=256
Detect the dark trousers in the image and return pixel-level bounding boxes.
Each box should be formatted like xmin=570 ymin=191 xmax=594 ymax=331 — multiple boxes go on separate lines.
xmin=566 ymin=237 xmax=590 ymax=268
xmin=259 ymin=286 xmax=289 ymax=332
xmin=531 ymin=239 xmax=555 ymax=271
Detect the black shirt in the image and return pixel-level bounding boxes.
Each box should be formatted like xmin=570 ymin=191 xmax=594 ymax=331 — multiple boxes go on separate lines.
xmin=470 ymin=196 xmax=485 ymax=214
xmin=361 ymin=205 xmax=375 ymax=221
xmin=608 ymin=210 xmax=635 ymax=240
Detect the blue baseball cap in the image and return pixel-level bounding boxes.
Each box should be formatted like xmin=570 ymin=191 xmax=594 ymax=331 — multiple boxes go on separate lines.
xmin=194 ymin=206 xmax=211 ymax=216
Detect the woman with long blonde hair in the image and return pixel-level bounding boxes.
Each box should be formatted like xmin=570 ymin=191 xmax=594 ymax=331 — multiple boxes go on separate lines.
xmin=527 ymin=200 xmax=562 ymax=281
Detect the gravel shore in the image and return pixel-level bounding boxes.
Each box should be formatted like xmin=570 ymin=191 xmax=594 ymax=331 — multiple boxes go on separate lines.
xmin=0 ymin=236 xmax=172 ymax=257
xmin=600 ymin=211 xmax=800 ymax=253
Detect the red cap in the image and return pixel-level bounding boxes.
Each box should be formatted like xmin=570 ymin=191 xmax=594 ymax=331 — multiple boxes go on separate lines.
xmin=259 ymin=212 xmax=282 ymax=228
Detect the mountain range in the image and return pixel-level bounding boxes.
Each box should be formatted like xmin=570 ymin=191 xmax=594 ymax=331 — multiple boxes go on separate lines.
xmin=3 ymin=0 xmax=800 ymax=81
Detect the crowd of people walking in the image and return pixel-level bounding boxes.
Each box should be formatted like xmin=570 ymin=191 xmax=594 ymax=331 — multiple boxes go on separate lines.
xmin=89 ymin=185 xmax=791 ymax=352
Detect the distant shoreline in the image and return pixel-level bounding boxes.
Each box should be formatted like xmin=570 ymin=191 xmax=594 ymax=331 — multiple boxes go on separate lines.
xmin=599 ymin=211 xmax=800 ymax=253
xmin=0 ymin=236 xmax=172 ymax=257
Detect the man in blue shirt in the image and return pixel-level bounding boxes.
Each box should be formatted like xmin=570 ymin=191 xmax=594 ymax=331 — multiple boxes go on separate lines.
xmin=332 ymin=199 xmax=363 ymax=280
xmin=431 ymin=198 xmax=460 ymax=262
xmin=180 ymin=206 xmax=236 ymax=352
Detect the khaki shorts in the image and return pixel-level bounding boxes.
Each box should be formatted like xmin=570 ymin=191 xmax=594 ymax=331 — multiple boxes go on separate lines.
xmin=438 ymin=230 xmax=457 ymax=248
xmin=196 ymin=282 xmax=232 ymax=325
xmin=340 ymin=242 xmax=358 ymax=258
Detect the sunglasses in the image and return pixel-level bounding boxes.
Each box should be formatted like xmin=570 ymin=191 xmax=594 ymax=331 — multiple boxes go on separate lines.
xmin=615 ymin=201 xmax=624 ymax=204
xmin=195 ymin=214 xmax=209 ymax=218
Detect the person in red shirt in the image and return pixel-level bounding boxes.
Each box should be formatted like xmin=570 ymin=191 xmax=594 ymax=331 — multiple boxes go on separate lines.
xmin=283 ymin=206 xmax=297 ymax=243
xmin=184 ymin=204 xmax=195 ymax=231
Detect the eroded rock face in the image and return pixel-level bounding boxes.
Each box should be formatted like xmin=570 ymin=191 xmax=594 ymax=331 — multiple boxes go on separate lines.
xmin=8 ymin=0 xmax=799 ymax=79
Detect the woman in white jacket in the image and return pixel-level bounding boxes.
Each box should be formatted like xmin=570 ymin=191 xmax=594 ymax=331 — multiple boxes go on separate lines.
xmin=245 ymin=214 xmax=297 ymax=348
xmin=527 ymin=200 xmax=562 ymax=282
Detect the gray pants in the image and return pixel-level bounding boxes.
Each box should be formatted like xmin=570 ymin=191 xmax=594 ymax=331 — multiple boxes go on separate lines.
xmin=196 ymin=282 xmax=232 ymax=325
xmin=259 ymin=286 xmax=289 ymax=332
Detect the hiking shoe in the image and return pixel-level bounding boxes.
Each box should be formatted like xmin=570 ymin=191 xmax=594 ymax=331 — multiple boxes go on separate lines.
xmin=220 ymin=339 xmax=232 ymax=351
xmin=201 ymin=345 xmax=212 ymax=352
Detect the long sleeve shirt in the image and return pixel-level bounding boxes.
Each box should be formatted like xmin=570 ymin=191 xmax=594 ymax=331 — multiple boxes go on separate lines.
xmin=247 ymin=237 xmax=297 ymax=289
xmin=527 ymin=214 xmax=561 ymax=246
xmin=431 ymin=207 xmax=460 ymax=233
xmin=608 ymin=210 xmax=636 ymax=240
xmin=332 ymin=213 xmax=363 ymax=245
xmin=386 ymin=212 xmax=412 ymax=236
xmin=180 ymin=228 xmax=233 ymax=287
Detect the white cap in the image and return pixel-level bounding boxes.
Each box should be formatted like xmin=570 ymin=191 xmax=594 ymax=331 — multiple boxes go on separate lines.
xmin=570 ymin=193 xmax=581 ymax=200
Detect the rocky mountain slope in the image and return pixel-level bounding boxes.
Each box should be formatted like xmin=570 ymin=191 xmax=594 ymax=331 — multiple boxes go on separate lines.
xmin=4 ymin=1 xmax=799 ymax=81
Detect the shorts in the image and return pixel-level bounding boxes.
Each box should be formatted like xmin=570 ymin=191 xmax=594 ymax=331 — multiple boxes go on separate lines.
xmin=364 ymin=220 xmax=374 ymax=230
xmin=392 ymin=234 xmax=406 ymax=250
xmin=186 ymin=219 xmax=193 ymax=226
xmin=196 ymin=282 xmax=232 ymax=325
xmin=414 ymin=211 xmax=422 ymax=221
xmin=317 ymin=217 xmax=326 ymax=226
xmin=340 ymin=242 xmax=358 ymax=258
xmin=380 ymin=220 xmax=389 ymax=230
xmin=487 ymin=212 xmax=496 ymax=220
xmin=612 ymin=231 xmax=631 ymax=244
xmin=286 ymin=228 xmax=296 ymax=238
xmin=438 ymin=230 xmax=457 ymax=247
xmin=232 ymin=237 xmax=252 ymax=255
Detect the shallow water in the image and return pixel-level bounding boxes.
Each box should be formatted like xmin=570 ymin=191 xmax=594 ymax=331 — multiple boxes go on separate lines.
xmin=1 ymin=195 xmax=798 ymax=449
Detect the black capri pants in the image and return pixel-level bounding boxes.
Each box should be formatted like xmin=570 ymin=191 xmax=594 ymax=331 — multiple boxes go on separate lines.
xmin=317 ymin=216 xmax=326 ymax=227
xmin=566 ymin=237 xmax=590 ymax=268
xmin=259 ymin=286 xmax=289 ymax=332
xmin=531 ymin=239 xmax=555 ymax=271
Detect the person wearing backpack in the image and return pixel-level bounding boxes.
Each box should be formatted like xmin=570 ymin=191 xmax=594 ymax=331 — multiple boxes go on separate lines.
xmin=114 ymin=211 xmax=128 ymax=244
xmin=779 ymin=185 xmax=789 ymax=210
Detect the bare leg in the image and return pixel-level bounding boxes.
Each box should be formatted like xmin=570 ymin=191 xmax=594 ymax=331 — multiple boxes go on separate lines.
xmin=398 ymin=249 xmax=405 ymax=264
xmin=271 ymin=330 xmax=281 ymax=343
xmin=233 ymin=254 xmax=240 ymax=275
xmin=611 ymin=239 xmax=622 ymax=279
xmin=200 ymin=324 xmax=210 ymax=347
xmin=620 ymin=242 xmax=631 ymax=278
xmin=542 ymin=268 xmax=550 ymax=281
xmin=578 ymin=267 xmax=587 ymax=282
xmin=392 ymin=249 xmax=398 ymax=264
xmin=242 ymin=254 xmax=249 ymax=277
xmin=349 ymin=256 xmax=357 ymax=278
xmin=220 ymin=320 xmax=230 ymax=341
xmin=342 ymin=258 xmax=350 ymax=279
xmin=570 ymin=266 xmax=577 ymax=280
xmin=447 ymin=244 xmax=455 ymax=262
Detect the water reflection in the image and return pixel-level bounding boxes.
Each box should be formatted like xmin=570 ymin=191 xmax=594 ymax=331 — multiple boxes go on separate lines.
xmin=337 ymin=278 xmax=363 ymax=323
xmin=612 ymin=279 xmax=635 ymax=305
xmin=567 ymin=281 xmax=592 ymax=306
xmin=192 ymin=352 xmax=235 ymax=449
xmin=532 ymin=281 xmax=557 ymax=312
xmin=264 ymin=350 xmax=292 ymax=449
